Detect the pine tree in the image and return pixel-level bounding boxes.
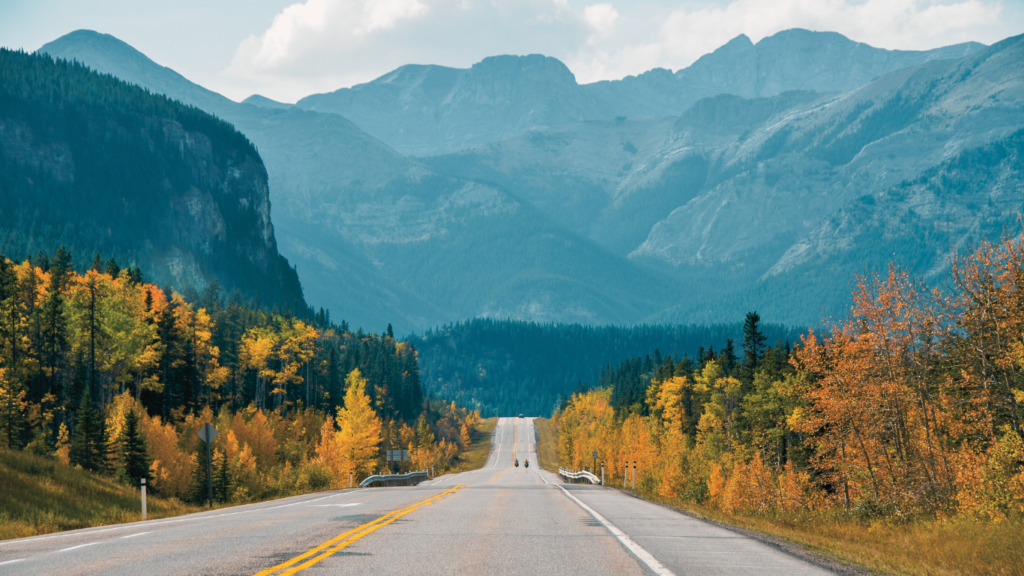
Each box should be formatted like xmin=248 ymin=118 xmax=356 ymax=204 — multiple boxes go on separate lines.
xmin=187 ymin=444 xmax=211 ymax=505
xmin=742 ymin=311 xmax=766 ymax=372
xmin=723 ymin=339 xmax=737 ymax=373
xmin=117 ymin=408 xmax=151 ymax=485
xmin=0 ymin=371 xmax=28 ymax=449
xmin=326 ymin=346 xmax=340 ymax=411
xmin=70 ymin=386 xmax=104 ymax=471
xmin=213 ymin=450 xmax=231 ymax=503
xmin=43 ymin=247 xmax=72 ymax=406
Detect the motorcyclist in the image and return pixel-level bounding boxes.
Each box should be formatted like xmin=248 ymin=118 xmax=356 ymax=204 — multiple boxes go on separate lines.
xmin=515 ymin=458 xmax=519 ymax=467
xmin=525 ymin=459 xmax=529 ymax=468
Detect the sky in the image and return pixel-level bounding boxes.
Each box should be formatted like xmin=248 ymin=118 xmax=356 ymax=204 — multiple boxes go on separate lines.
xmin=1 ymin=0 xmax=1022 ymax=103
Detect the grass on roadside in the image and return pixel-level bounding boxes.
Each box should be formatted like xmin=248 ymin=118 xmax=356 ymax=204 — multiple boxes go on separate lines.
xmin=656 ymin=497 xmax=1024 ymax=576
xmin=452 ymin=417 xmax=497 ymax=472
xmin=534 ymin=418 xmax=558 ymax=473
xmin=0 ymin=448 xmax=203 ymax=541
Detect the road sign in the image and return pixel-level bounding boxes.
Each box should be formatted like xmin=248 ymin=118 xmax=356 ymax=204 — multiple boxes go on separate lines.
xmin=385 ymin=449 xmax=409 ymax=462
xmin=592 ymin=451 xmax=598 ymax=459
xmin=196 ymin=423 xmax=217 ymax=507
xmin=197 ymin=423 xmax=218 ymax=444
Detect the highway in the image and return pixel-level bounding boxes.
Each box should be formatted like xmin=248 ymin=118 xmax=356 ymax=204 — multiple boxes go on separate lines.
xmin=0 ymin=418 xmax=835 ymax=575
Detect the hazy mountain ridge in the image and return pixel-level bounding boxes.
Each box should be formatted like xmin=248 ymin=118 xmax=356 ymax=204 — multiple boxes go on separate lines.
xmin=39 ymin=31 xmax=680 ymax=333
xmin=34 ymin=28 xmax=1020 ymax=331
xmin=296 ymin=29 xmax=985 ymax=157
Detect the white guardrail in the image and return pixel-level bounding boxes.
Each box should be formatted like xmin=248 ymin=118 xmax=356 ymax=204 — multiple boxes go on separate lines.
xmin=359 ymin=470 xmax=430 ymax=488
xmin=558 ymin=467 xmax=601 ymax=485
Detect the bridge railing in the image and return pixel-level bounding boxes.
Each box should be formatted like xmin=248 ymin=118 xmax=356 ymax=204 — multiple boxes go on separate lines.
xmin=359 ymin=470 xmax=430 ymax=488
xmin=558 ymin=468 xmax=601 ymax=485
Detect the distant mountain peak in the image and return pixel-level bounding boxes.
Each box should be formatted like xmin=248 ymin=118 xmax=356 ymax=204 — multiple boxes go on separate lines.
xmin=470 ymin=54 xmax=578 ymax=84
xmin=243 ymin=94 xmax=293 ymax=110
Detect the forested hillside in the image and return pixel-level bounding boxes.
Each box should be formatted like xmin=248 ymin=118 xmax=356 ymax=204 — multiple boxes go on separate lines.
xmin=0 ymin=251 xmax=476 ymax=511
xmin=413 ymin=319 xmax=804 ymax=417
xmin=557 ymin=235 xmax=1024 ymax=523
xmin=0 ymin=48 xmax=305 ymax=313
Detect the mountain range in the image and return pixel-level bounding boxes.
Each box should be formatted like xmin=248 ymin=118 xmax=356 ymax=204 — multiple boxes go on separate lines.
xmin=35 ymin=28 xmax=1024 ymax=333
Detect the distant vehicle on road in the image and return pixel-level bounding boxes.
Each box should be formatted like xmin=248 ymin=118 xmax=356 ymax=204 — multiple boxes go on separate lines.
xmin=518 ymin=414 xmax=523 ymax=418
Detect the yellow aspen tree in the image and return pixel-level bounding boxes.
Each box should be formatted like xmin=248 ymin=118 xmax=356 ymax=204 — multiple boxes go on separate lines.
xmin=317 ymin=369 xmax=382 ymax=481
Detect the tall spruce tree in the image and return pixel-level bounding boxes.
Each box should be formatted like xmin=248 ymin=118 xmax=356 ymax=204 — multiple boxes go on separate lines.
xmin=187 ymin=443 xmax=211 ymax=505
xmin=213 ymin=451 xmax=231 ymax=503
xmin=117 ymin=408 xmax=151 ymax=485
xmin=70 ymin=386 xmax=104 ymax=471
xmin=742 ymin=311 xmax=766 ymax=372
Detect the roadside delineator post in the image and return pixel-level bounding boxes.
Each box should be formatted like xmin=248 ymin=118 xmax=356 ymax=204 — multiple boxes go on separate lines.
xmin=623 ymin=461 xmax=627 ymax=488
xmin=141 ymin=477 xmax=147 ymax=520
xmin=349 ymin=468 xmax=354 ymax=488
xmin=632 ymin=461 xmax=636 ymax=490
xmin=601 ymin=462 xmax=605 ymax=486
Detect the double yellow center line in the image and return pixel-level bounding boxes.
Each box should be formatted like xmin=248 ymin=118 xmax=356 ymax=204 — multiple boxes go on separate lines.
xmin=254 ymin=485 xmax=463 ymax=576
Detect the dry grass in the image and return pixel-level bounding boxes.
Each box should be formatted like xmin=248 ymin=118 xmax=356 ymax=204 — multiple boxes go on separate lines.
xmin=534 ymin=418 xmax=558 ymax=473
xmin=530 ymin=424 xmax=1022 ymax=575
xmin=0 ymin=448 xmax=203 ymax=541
xmin=452 ymin=417 xmax=497 ymax=472
xmin=654 ymin=498 xmax=1024 ymax=576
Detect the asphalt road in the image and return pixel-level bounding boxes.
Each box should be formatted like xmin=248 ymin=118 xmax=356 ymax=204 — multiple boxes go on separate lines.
xmin=0 ymin=418 xmax=834 ymax=575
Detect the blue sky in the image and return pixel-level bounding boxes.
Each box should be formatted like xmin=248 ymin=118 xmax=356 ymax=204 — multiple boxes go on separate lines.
xmin=2 ymin=0 xmax=1021 ymax=103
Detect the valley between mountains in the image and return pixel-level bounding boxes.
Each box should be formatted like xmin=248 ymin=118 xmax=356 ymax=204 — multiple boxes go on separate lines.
xmin=34 ymin=28 xmax=1024 ymax=334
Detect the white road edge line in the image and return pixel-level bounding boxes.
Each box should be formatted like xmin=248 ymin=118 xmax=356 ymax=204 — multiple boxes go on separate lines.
xmin=1 ymin=492 xmax=352 ymax=546
xmin=558 ymin=487 xmax=675 ymax=576
xmin=0 ymin=558 xmax=26 ymax=566
xmin=120 ymin=531 xmax=152 ymax=539
xmin=57 ymin=542 xmax=103 ymax=553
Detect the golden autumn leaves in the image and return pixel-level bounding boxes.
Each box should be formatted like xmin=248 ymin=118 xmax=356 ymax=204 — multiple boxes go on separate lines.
xmin=558 ymin=234 xmax=1024 ymax=520
xmin=315 ymin=369 xmax=382 ymax=481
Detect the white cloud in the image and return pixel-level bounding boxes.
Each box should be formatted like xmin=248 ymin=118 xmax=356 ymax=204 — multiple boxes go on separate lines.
xmin=224 ymin=0 xmax=1018 ymax=102
xmin=584 ymin=3 xmax=618 ymax=40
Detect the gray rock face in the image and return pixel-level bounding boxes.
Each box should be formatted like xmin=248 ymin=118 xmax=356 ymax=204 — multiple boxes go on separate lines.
xmin=0 ymin=48 xmax=306 ymax=312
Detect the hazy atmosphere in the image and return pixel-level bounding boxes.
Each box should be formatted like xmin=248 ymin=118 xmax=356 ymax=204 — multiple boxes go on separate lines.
xmin=3 ymin=0 xmax=1022 ymax=101
xmin=2 ymin=1 xmax=1023 ymax=575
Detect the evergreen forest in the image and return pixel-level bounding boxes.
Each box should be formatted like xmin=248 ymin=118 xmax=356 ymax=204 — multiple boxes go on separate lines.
xmin=414 ymin=319 xmax=804 ymax=417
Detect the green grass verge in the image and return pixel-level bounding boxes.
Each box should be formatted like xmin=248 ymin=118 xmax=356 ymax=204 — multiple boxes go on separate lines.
xmin=534 ymin=418 xmax=558 ymax=473
xmin=0 ymin=449 xmax=203 ymax=541
xmin=452 ymin=417 xmax=497 ymax=472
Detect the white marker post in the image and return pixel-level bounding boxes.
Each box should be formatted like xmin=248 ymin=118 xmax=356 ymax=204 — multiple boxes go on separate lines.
xmin=601 ymin=462 xmax=605 ymax=486
xmin=141 ymin=478 xmax=147 ymax=520
xmin=632 ymin=461 xmax=636 ymax=490
xmin=349 ymin=468 xmax=353 ymax=488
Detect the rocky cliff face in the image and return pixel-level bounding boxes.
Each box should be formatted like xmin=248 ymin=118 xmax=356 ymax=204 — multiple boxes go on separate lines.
xmin=0 ymin=49 xmax=306 ymax=312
